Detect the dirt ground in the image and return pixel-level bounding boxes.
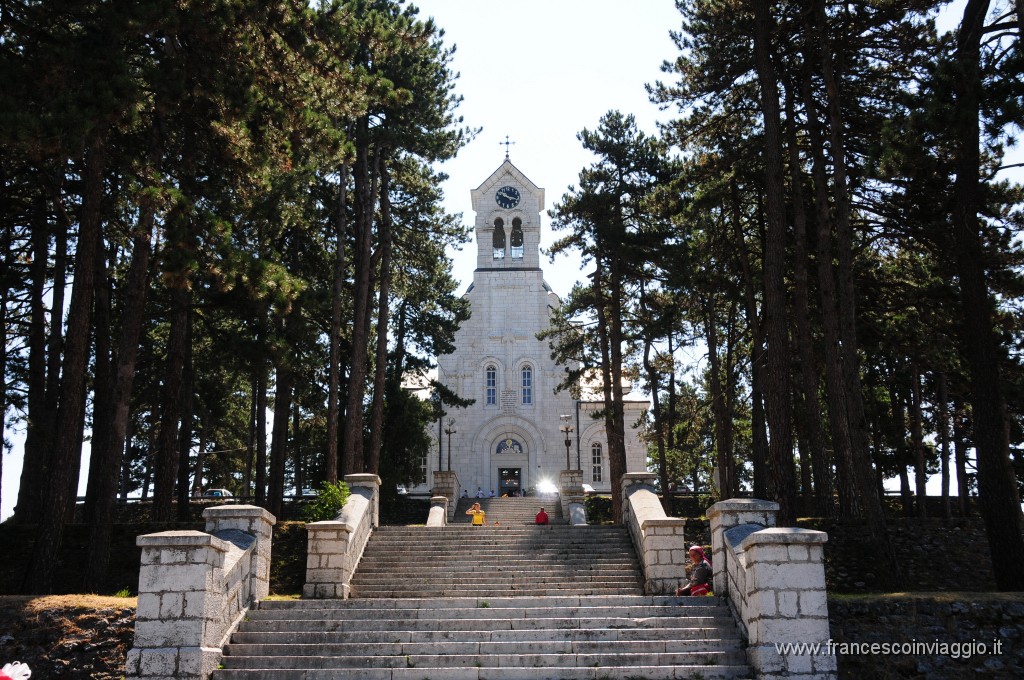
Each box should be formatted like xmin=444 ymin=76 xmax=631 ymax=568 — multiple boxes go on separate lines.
xmin=0 ymin=595 xmax=136 ymax=679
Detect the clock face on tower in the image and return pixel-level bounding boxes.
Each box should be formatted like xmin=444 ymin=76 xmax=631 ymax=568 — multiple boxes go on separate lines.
xmin=495 ymin=185 xmax=521 ymax=209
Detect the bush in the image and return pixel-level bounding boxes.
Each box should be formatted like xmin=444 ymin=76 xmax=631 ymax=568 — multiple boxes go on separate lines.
xmin=303 ymin=481 xmax=351 ymax=522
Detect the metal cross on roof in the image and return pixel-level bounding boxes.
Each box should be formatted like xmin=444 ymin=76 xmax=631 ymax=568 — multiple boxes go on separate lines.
xmin=500 ymin=135 xmax=515 ymax=160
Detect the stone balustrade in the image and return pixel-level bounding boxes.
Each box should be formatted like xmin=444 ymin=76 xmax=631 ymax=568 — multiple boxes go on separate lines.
xmin=127 ymin=505 xmax=275 ymax=680
xmin=709 ymin=498 xmax=836 ymax=679
xmin=303 ymin=474 xmax=380 ymax=599
xmin=620 ymin=472 xmax=687 ymax=594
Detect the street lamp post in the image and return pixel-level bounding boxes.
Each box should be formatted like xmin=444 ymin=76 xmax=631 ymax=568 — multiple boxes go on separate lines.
xmin=559 ymin=414 xmax=574 ymax=470
xmin=444 ymin=418 xmax=456 ymax=472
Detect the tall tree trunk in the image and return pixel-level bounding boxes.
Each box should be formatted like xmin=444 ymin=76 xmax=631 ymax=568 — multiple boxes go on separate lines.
xmin=342 ymin=136 xmax=379 ymax=475
xmin=175 ymin=309 xmax=194 ymax=522
xmin=785 ymin=81 xmax=835 ymax=518
xmin=752 ymin=0 xmax=797 ymax=525
xmin=910 ymin=364 xmax=927 ymax=518
xmin=810 ymin=2 xmax=894 ymax=579
xmin=24 ymin=144 xmax=105 ymax=594
xmin=153 ymin=286 xmax=190 ymax=521
xmin=326 ymin=159 xmax=348 ymax=484
xmin=950 ymin=0 xmax=1024 ymax=589
xmin=705 ymin=295 xmax=735 ymax=498
xmin=729 ymin=178 xmax=769 ymax=497
xmin=936 ymin=372 xmax=952 ymax=519
xmin=367 ymin=163 xmax=393 ymax=475
xmin=254 ymin=360 xmax=268 ymax=506
xmin=953 ymin=397 xmax=970 ymax=516
xmin=14 ymin=189 xmax=52 ymax=524
xmin=84 ymin=235 xmax=113 ymax=526
xmin=269 ymin=338 xmax=293 ymax=520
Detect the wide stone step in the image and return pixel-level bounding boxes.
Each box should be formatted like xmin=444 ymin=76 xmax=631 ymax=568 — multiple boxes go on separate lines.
xmin=244 ymin=602 xmax=722 ymax=621
xmin=212 ymin=664 xmax=752 ymax=679
xmin=237 ymin=614 xmax=734 ymax=633
xmin=219 ymin=650 xmax=747 ymax=669
xmin=231 ymin=625 xmax=740 ymax=644
xmin=348 ymin=585 xmax=643 ymax=593
xmin=224 ymin=638 xmax=745 ymax=657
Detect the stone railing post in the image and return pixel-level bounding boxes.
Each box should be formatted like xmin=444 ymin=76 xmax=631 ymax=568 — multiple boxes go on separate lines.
xmin=432 ymin=470 xmax=461 ymax=521
xmin=707 ymin=498 xmax=778 ymax=595
xmin=740 ymin=528 xmax=836 ymax=679
xmin=203 ymin=505 xmax=275 ymax=600
xmin=303 ymin=474 xmax=380 ymax=599
xmin=558 ymin=469 xmax=586 ymax=524
xmin=428 ymin=496 xmax=449 ymax=526
xmin=346 ymin=473 xmax=381 ymax=528
xmin=128 ymin=531 xmax=230 ymax=680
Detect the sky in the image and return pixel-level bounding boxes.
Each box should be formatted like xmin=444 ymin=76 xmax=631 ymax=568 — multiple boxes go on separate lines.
xmin=0 ymin=0 xmax=998 ymax=520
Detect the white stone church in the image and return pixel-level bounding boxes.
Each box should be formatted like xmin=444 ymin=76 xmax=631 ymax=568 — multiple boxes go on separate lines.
xmin=413 ymin=159 xmax=649 ymax=497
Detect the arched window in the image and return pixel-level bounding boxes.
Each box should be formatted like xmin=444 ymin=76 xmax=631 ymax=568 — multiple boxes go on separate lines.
xmin=591 ymin=443 xmax=603 ymax=482
xmin=492 ymin=218 xmax=506 ymax=259
xmin=510 ymin=218 xmax=524 ymax=259
xmin=521 ymin=365 xmax=533 ymax=405
xmin=485 ymin=365 xmax=497 ymax=405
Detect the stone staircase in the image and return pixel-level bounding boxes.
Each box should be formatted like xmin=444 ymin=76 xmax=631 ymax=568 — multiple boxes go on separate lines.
xmin=212 ymin=500 xmax=752 ymax=679
xmin=350 ymin=525 xmax=642 ymax=597
xmin=452 ymin=495 xmax=567 ymax=525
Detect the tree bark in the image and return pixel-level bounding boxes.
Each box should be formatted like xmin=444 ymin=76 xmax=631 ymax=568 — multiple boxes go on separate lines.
xmin=950 ymin=0 xmax=1024 ymax=589
xmin=326 ymin=159 xmax=348 ymax=483
xmin=342 ymin=134 xmax=379 ymax=475
xmin=785 ymin=81 xmax=834 ymax=518
xmin=367 ymin=162 xmax=393 ymax=475
xmin=152 ymin=286 xmax=190 ymax=521
xmin=175 ymin=309 xmax=194 ymax=522
xmin=752 ymin=0 xmax=797 ymax=525
xmin=24 ymin=144 xmax=105 ymax=594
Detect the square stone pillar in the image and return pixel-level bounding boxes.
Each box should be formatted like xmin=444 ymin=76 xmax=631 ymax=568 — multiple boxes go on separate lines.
xmin=203 ymin=505 xmax=275 ymax=600
xmin=432 ymin=470 xmax=461 ymax=520
xmin=708 ymin=498 xmax=778 ymax=595
xmin=345 ymin=473 xmax=380 ymax=527
xmin=428 ymin=496 xmax=449 ymax=527
xmin=740 ymin=528 xmax=836 ymax=679
xmin=128 ymin=531 xmax=231 ymax=679
xmin=558 ymin=469 xmax=585 ymax=523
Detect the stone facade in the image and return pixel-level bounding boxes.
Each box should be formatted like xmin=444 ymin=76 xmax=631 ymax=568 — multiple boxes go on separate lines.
xmin=418 ymin=159 xmax=648 ymax=499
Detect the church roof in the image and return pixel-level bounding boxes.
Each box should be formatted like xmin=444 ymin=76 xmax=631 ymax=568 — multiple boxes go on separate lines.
xmin=470 ymin=159 xmax=545 ymax=213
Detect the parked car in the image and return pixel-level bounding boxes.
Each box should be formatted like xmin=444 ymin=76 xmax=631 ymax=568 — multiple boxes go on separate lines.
xmin=202 ymin=488 xmax=233 ymax=498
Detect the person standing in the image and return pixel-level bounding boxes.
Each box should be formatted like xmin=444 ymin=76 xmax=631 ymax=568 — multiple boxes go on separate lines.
xmin=466 ymin=502 xmax=486 ymax=526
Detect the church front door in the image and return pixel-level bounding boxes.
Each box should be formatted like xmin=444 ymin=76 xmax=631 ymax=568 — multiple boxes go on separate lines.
xmin=498 ymin=468 xmax=521 ymax=496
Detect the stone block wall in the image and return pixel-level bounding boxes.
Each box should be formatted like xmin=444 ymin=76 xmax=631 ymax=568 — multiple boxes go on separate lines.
xmin=558 ymin=469 xmax=586 ymax=524
xmin=432 ymin=470 xmax=460 ymax=521
xmin=710 ymin=499 xmax=836 ymax=680
xmin=621 ymin=472 xmax=688 ymax=594
xmin=127 ymin=505 xmax=275 ymax=680
xmin=303 ymin=474 xmax=380 ymax=599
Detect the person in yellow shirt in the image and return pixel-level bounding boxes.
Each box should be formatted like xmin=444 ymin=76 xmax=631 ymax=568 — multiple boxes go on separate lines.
xmin=466 ymin=502 xmax=485 ymax=526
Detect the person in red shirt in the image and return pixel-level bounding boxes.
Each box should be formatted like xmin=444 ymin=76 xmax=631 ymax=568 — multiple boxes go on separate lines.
xmin=535 ymin=507 xmax=549 ymax=525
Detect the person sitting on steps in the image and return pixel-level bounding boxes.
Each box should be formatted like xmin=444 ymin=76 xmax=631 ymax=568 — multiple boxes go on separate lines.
xmin=535 ymin=507 xmax=549 ymax=525
xmin=466 ymin=502 xmax=486 ymax=526
xmin=675 ymin=545 xmax=712 ymax=597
